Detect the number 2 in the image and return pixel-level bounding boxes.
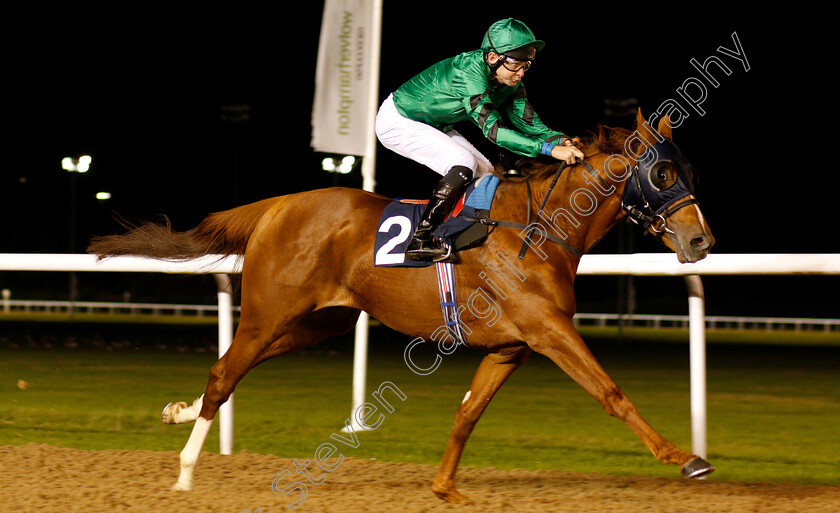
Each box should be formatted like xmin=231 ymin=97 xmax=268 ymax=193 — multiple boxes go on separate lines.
xmin=375 ymin=215 xmax=412 ymax=265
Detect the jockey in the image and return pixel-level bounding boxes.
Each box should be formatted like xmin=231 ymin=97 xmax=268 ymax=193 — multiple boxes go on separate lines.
xmin=375 ymin=18 xmax=584 ymax=262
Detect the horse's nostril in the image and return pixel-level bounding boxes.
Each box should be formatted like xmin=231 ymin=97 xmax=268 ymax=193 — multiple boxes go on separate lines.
xmin=690 ymin=236 xmax=708 ymax=250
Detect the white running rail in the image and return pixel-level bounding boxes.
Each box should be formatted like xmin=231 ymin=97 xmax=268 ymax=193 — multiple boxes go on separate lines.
xmin=1 ymin=252 xmax=839 ymax=460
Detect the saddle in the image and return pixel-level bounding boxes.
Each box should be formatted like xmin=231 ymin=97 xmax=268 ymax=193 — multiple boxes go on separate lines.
xmin=373 ymin=175 xmax=501 ymax=267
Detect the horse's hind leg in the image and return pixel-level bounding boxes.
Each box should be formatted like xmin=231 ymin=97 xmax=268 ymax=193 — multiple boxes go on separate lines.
xmin=161 ymin=395 xmax=204 ymax=424
xmin=432 ymin=346 xmax=531 ymax=504
xmin=170 ymin=306 xmax=360 ymax=491
xmin=170 ymin=332 xmax=268 ymax=491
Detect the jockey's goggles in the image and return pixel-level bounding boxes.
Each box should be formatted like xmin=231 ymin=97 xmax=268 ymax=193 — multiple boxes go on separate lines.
xmin=501 ymin=55 xmax=532 ymax=72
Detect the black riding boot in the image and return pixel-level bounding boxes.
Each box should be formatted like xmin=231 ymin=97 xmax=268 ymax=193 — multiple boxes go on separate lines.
xmin=405 ymin=166 xmax=473 ymax=262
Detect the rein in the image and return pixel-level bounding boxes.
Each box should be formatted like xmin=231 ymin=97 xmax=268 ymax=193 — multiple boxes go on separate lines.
xmin=516 ymin=162 xmax=579 ymax=259
xmin=466 ymin=141 xmax=697 ymax=260
xmin=462 ymin=161 xmax=584 ymax=259
xmin=463 ymin=147 xmax=699 ymax=259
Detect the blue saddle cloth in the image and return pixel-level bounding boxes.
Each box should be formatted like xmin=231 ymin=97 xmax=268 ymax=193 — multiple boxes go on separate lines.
xmin=373 ymin=175 xmax=501 ymax=267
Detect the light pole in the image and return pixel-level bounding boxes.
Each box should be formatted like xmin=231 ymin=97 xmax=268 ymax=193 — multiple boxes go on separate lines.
xmin=322 ymin=155 xmax=357 ymax=186
xmin=62 ymin=155 xmax=91 ymax=309
xmin=602 ymin=98 xmax=638 ymax=340
xmin=220 ymin=104 xmax=250 ymax=207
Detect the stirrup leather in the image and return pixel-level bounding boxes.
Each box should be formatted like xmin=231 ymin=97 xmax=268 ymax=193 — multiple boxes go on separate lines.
xmin=405 ymin=168 xmax=471 ymax=262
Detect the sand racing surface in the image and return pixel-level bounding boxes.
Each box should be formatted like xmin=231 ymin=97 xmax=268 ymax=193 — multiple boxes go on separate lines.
xmin=2 ymin=443 xmax=838 ymax=512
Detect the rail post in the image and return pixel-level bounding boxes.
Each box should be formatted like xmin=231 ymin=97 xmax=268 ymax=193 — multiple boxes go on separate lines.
xmin=684 ymin=275 xmax=707 ymax=459
xmin=214 ymin=273 xmax=235 ymax=455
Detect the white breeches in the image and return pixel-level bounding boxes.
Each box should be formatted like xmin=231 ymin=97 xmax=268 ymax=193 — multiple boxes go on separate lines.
xmin=375 ymin=94 xmax=494 ymax=178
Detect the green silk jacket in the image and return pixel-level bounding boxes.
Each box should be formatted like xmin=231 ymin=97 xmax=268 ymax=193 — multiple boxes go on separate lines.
xmin=392 ymin=49 xmax=564 ymax=157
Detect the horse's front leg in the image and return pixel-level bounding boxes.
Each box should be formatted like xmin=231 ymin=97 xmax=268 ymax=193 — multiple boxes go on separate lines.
xmin=526 ymin=314 xmax=714 ymax=478
xmin=432 ymin=346 xmax=532 ymax=504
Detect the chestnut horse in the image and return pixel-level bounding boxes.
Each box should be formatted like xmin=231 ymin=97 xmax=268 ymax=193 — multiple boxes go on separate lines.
xmin=88 ymin=111 xmax=715 ymax=503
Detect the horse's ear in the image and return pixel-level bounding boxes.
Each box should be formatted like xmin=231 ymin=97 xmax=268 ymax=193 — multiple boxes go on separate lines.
xmin=635 ymin=108 xmax=646 ymax=130
xmin=657 ymin=115 xmax=673 ymax=141
xmin=632 ymin=108 xmax=661 ymax=150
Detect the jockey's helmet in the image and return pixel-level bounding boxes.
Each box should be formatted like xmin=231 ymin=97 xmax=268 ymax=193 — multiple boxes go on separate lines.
xmin=480 ymin=18 xmax=544 ymax=59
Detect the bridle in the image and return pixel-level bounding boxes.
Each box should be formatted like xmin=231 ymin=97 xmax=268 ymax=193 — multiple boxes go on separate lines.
xmin=618 ymin=138 xmax=699 ymax=237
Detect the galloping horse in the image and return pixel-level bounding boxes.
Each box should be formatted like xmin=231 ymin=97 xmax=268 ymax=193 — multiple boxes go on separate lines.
xmin=88 ymin=110 xmax=715 ymax=503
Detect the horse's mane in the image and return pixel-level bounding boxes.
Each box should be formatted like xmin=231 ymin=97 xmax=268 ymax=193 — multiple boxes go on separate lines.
xmin=492 ymin=124 xmax=634 ymax=182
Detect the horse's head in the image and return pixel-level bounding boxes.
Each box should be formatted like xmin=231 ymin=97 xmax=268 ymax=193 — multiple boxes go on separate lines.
xmin=621 ymin=110 xmax=715 ymax=263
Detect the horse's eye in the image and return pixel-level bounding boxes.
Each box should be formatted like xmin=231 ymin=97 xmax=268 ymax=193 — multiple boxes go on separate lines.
xmin=649 ymin=162 xmax=677 ymax=191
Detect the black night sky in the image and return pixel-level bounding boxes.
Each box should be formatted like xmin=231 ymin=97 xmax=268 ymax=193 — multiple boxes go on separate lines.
xmin=2 ymin=5 xmax=835 ymax=317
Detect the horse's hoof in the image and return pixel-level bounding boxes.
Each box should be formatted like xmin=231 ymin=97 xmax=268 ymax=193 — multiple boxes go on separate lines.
xmin=431 ymin=481 xmax=468 ymax=504
xmin=171 ymin=480 xmax=192 ymax=492
xmin=681 ymin=456 xmax=716 ymax=479
xmin=161 ymin=401 xmax=187 ymax=424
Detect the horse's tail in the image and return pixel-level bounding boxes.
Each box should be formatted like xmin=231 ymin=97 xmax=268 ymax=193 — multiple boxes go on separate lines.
xmin=87 ymin=197 xmax=277 ymax=260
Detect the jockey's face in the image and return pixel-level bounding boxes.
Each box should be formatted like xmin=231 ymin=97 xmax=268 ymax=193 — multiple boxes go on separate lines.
xmin=487 ymin=52 xmax=528 ymax=87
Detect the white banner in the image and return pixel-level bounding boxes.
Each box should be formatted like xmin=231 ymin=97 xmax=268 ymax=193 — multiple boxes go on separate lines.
xmin=311 ymin=0 xmax=374 ymax=155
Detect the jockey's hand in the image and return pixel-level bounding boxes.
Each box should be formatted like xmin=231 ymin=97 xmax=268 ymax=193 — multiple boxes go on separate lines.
xmin=551 ymin=142 xmax=584 ymax=164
